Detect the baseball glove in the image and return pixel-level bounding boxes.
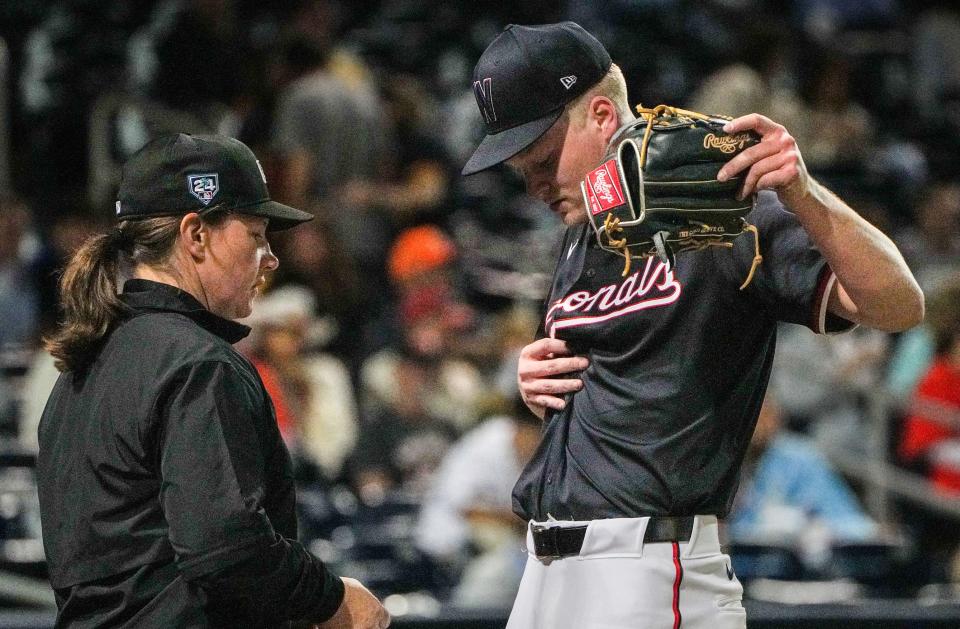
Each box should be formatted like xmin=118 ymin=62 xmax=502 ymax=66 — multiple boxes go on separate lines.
xmin=581 ymin=104 xmax=763 ymax=289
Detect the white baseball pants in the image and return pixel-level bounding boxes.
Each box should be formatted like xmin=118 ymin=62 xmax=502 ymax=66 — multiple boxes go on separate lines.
xmin=506 ymin=515 xmax=746 ymax=629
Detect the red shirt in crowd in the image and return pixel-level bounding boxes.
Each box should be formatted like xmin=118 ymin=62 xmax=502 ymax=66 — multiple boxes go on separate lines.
xmin=900 ymin=358 xmax=960 ymax=493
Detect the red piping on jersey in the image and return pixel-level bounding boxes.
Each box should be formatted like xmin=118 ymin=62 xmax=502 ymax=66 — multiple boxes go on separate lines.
xmin=672 ymin=541 xmax=683 ymax=629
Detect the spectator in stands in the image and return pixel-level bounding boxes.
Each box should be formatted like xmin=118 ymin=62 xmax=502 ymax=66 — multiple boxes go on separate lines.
xmin=349 ymin=345 xmax=457 ymax=504
xmin=886 ymin=183 xmax=960 ymax=404
xmin=728 ymin=393 xmax=877 ymax=545
xmin=913 ymin=5 xmax=960 ymax=123
xmin=416 ymin=396 xmax=541 ymax=609
xmin=243 ymin=284 xmax=358 ymax=484
xmin=271 ymin=31 xmax=394 ymax=287
xmin=271 ymin=33 xmax=388 ymax=214
xmin=899 ymin=275 xmax=960 ymax=495
xmin=800 ymin=54 xmax=875 ymax=170
xmin=769 ymin=323 xmax=889 ymax=453
xmin=364 ymin=223 xmax=479 ymax=370
xmin=338 ymin=75 xmax=451 ymax=227
xmin=0 ymin=197 xmax=40 ymax=435
xmin=386 ymin=224 xmax=457 ymax=297
xmin=894 ymin=274 xmax=960 ymax=585
xmin=0 ymin=197 xmax=40 ymax=354
xmin=886 ymin=180 xmax=955 ymax=397
xmin=351 ymin=265 xmax=485 ymax=505
xmin=689 ymin=24 xmax=806 ymax=129
xmin=895 ymin=180 xmax=960 ymax=295
xmin=887 ymin=184 xmax=960 ymax=398
xmin=132 ymin=0 xmax=244 ymax=130
xmin=268 ymin=216 xmax=372 ymax=370
xmin=361 ymin=283 xmax=482 ymax=437
xmin=18 ymin=210 xmax=102 ymax=452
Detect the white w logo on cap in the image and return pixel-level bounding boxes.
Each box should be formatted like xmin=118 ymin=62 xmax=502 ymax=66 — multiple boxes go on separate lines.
xmin=473 ymin=77 xmax=497 ymax=124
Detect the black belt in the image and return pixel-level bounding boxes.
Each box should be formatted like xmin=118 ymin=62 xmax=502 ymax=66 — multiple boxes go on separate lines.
xmin=531 ymin=516 xmax=695 ymax=560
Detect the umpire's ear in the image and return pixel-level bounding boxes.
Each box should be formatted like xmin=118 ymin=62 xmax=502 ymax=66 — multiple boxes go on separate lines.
xmin=179 ymin=212 xmax=208 ymax=262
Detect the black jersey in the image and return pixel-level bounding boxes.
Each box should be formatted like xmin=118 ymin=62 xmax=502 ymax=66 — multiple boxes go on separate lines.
xmin=513 ymin=191 xmax=854 ymax=521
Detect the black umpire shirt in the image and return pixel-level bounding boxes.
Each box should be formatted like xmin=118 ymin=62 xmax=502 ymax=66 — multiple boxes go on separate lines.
xmin=514 ymin=191 xmax=855 ymax=522
xmin=37 ymin=279 xmax=344 ymax=628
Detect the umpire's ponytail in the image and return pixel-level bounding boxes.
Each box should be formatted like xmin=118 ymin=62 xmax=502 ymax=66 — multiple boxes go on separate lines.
xmin=44 ymin=217 xmax=181 ymax=372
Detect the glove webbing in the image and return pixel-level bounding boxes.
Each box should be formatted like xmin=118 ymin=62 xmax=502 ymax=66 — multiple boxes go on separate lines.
xmin=602 ymin=213 xmax=763 ymax=289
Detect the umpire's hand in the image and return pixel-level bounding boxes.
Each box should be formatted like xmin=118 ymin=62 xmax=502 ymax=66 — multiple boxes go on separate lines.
xmin=518 ymin=338 xmax=590 ymax=419
xmin=315 ymin=578 xmax=390 ymax=629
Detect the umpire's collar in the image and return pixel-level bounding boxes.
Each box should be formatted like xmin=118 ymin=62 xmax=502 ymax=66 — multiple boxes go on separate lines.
xmin=121 ymin=278 xmax=251 ymax=344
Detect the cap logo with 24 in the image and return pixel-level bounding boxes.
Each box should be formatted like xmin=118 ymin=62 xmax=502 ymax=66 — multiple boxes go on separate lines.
xmin=188 ymin=174 xmax=220 ymax=205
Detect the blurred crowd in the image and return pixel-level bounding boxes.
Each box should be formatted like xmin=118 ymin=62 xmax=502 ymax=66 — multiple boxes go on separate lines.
xmin=1 ymin=0 xmax=960 ymax=613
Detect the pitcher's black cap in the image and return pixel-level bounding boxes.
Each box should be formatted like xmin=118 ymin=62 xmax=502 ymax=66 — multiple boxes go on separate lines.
xmin=462 ymin=22 xmax=612 ymax=176
xmin=116 ymin=134 xmax=313 ymax=231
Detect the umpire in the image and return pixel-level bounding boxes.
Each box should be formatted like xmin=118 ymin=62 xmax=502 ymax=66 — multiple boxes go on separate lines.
xmin=37 ymin=134 xmax=390 ymax=628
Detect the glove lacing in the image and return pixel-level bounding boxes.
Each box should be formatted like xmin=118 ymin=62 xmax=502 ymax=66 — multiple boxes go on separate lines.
xmin=602 ymin=213 xmax=632 ymax=277
xmin=635 ymin=104 xmax=716 ymax=170
xmin=738 ymin=223 xmax=763 ymax=290
xmin=603 ymin=208 xmax=762 ymax=288
xmin=631 ymin=104 xmax=764 ymax=289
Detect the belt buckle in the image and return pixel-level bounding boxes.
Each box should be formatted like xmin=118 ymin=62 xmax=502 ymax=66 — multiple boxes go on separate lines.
xmin=532 ymin=523 xmax=562 ymax=559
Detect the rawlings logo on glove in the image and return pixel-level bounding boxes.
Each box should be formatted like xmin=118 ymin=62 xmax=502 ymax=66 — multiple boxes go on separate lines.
xmin=586 ymin=159 xmax=625 ymax=215
xmin=702 ymin=132 xmax=754 ymax=153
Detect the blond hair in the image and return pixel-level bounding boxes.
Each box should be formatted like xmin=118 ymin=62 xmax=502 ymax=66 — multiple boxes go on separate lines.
xmin=567 ymin=63 xmax=633 ymax=126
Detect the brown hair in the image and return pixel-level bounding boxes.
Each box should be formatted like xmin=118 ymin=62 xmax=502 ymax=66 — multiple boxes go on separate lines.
xmin=45 ymin=208 xmax=240 ymax=372
xmin=44 ymin=216 xmax=186 ymax=372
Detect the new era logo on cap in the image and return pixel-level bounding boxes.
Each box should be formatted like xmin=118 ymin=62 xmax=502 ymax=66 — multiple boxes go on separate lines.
xmin=560 ymin=75 xmax=577 ymax=89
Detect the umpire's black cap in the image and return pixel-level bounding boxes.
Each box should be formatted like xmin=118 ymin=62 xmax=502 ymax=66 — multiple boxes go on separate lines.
xmin=462 ymin=22 xmax=612 ymax=176
xmin=116 ymin=134 xmax=313 ymax=231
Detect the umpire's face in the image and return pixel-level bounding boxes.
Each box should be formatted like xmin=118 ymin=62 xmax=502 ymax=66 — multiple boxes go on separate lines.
xmin=507 ymin=95 xmax=622 ymax=226
xmin=190 ymin=214 xmax=279 ymax=320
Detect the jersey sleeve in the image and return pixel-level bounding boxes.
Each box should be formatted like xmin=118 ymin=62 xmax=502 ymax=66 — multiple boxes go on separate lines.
xmin=157 ymin=360 xmax=344 ymax=624
xmin=720 ymin=191 xmax=855 ymax=334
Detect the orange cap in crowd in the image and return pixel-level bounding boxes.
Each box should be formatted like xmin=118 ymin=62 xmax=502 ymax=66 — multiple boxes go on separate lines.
xmin=387 ymin=225 xmax=456 ymax=282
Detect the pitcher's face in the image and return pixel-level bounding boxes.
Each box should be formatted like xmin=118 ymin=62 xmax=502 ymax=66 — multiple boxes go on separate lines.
xmin=507 ymin=111 xmax=611 ymax=226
